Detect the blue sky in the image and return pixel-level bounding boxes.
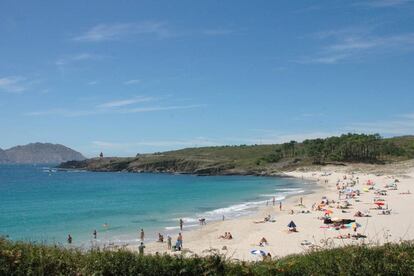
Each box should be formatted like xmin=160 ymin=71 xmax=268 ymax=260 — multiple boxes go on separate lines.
xmin=1 ymin=0 xmax=414 ymax=157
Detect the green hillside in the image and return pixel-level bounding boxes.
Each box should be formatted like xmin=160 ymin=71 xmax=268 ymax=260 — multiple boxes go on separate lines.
xmin=59 ymin=134 xmax=414 ymax=175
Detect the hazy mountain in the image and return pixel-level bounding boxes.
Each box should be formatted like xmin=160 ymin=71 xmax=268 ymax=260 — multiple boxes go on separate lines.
xmin=0 ymin=148 xmax=9 ymax=163
xmin=2 ymin=143 xmax=85 ymax=164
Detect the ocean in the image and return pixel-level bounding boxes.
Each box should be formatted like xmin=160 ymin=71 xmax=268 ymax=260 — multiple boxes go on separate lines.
xmin=0 ymin=164 xmax=313 ymax=247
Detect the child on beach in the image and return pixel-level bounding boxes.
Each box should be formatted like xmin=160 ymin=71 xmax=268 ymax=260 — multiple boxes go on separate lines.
xmin=140 ymin=229 xmax=144 ymax=241
xmin=179 ymin=218 xmax=184 ymax=230
xmin=167 ymin=235 xmax=172 ymax=250
xmin=138 ymin=242 xmax=145 ymax=255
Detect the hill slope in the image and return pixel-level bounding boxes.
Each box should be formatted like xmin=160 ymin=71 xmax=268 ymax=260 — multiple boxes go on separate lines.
xmin=3 ymin=143 xmax=85 ymax=164
xmin=59 ymin=134 xmax=414 ymax=175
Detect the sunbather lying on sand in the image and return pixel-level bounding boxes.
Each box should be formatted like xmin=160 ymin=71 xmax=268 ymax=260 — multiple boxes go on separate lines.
xmin=335 ymin=233 xmax=351 ymax=239
xmin=352 ymin=233 xmax=367 ymax=240
xmin=219 ymin=232 xmax=233 ymax=240
xmin=254 ymin=215 xmax=274 ymax=223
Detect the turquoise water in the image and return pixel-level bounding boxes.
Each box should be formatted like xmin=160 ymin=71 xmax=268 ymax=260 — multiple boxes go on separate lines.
xmin=0 ymin=164 xmax=312 ymax=247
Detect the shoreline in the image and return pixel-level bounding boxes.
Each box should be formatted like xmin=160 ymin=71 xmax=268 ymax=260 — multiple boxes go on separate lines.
xmin=86 ymin=175 xmax=315 ymax=249
xmin=132 ymin=163 xmax=414 ymax=261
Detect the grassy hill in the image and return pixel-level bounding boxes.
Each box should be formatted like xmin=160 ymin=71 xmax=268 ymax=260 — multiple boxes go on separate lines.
xmin=59 ymin=134 xmax=414 ymax=175
xmin=1 ymin=237 xmax=413 ymax=275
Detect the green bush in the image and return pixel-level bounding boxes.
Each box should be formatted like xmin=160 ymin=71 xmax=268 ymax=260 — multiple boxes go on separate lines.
xmin=1 ymin=237 xmax=414 ymax=275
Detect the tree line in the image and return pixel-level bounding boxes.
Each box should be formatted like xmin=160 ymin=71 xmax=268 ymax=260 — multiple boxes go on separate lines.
xmin=259 ymin=133 xmax=406 ymax=164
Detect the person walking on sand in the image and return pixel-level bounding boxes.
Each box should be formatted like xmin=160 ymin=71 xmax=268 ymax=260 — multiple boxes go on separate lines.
xmin=140 ymin=228 xmax=144 ymax=241
xmin=67 ymin=234 xmax=72 ymax=244
xmin=300 ymin=197 xmax=303 ymax=205
xmin=272 ymin=196 xmax=275 ymax=206
xmin=179 ymin=218 xmax=184 ymax=231
xmin=138 ymin=242 xmax=145 ymax=255
xmin=167 ymin=235 xmax=172 ymax=250
xmin=279 ymin=201 xmax=282 ymax=211
xmin=176 ymin=232 xmax=183 ymax=250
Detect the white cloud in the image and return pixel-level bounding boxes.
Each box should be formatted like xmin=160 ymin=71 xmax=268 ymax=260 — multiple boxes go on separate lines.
xmin=124 ymin=79 xmax=141 ymax=85
xmin=97 ymin=96 xmax=154 ymax=108
xmin=301 ymin=28 xmax=414 ymax=64
xmin=0 ymin=76 xmax=27 ymax=93
xmin=26 ymin=95 xmax=203 ymax=117
xmin=72 ymin=22 xmax=170 ymax=42
xmin=25 ymin=109 xmax=98 ymax=117
xmin=120 ymin=104 xmax=203 ymax=113
xmin=56 ymin=53 xmax=102 ymax=66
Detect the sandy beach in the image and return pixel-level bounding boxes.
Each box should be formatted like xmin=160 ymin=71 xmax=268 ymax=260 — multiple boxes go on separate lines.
xmin=134 ymin=161 xmax=414 ymax=261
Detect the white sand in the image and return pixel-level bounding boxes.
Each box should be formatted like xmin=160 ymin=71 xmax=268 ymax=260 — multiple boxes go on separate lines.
xmin=132 ymin=161 xmax=414 ymax=261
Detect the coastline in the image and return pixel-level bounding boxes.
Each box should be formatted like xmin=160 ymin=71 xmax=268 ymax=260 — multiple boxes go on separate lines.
xmin=100 ymin=174 xmax=314 ymax=248
xmin=132 ymin=162 xmax=414 ymax=261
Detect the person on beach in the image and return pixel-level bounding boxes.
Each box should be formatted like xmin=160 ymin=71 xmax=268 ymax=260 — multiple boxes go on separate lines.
xmin=272 ymin=196 xmax=275 ymax=206
xmin=179 ymin=218 xmax=184 ymax=231
xmin=219 ymin=232 xmax=229 ymax=239
xmin=279 ymin=201 xmax=282 ymax=211
xmin=140 ymin=228 xmax=144 ymax=241
xmin=158 ymin=233 xmax=164 ymax=242
xmin=67 ymin=234 xmax=72 ymax=244
xmin=93 ymin=229 xmax=97 ymax=239
xmin=300 ymin=197 xmax=303 ymax=205
xmin=167 ymin=235 xmax=172 ymax=250
xmin=138 ymin=242 xmax=145 ymax=255
xmin=259 ymin=237 xmax=268 ymax=246
xmin=176 ymin=233 xmax=183 ymax=250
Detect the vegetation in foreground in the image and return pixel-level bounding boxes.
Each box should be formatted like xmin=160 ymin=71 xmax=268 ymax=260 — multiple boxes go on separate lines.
xmin=59 ymin=134 xmax=414 ymax=175
xmin=1 ymin=237 xmax=414 ymax=275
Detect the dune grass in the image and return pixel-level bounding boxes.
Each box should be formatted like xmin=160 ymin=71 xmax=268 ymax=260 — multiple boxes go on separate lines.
xmin=1 ymin=237 xmax=413 ymax=275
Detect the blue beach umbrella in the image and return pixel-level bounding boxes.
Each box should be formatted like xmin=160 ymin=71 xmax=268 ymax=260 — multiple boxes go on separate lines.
xmin=251 ymin=249 xmax=266 ymax=256
xmin=288 ymin=221 xmax=297 ymax=228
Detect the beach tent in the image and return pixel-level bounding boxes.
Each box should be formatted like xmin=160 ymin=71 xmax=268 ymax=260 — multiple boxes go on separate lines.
xmin=288 ymin=221 xmax=297 ymax=228
xmin=251 ymin=249 xmax=266 ymax=256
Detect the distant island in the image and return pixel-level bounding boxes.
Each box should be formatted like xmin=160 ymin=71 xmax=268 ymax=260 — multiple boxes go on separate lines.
xmin=59 ymin=134 xmax=414 ymax=175
xmin=0 ymin=143 xmax=85 ymax=164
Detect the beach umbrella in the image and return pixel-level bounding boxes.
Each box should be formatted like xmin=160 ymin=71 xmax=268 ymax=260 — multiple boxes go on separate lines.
xmin=324 ymin=210 xmax=333 ymax=215
xmin=251 ymin=249 xmax=266 ymax=256
xmin=352 ymin=222 xmax=362 ymax=228
xmin=287 ymin=221 xmax=297 ymax=228
xmin=375 ymin=202 xmax=385 ymax=206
